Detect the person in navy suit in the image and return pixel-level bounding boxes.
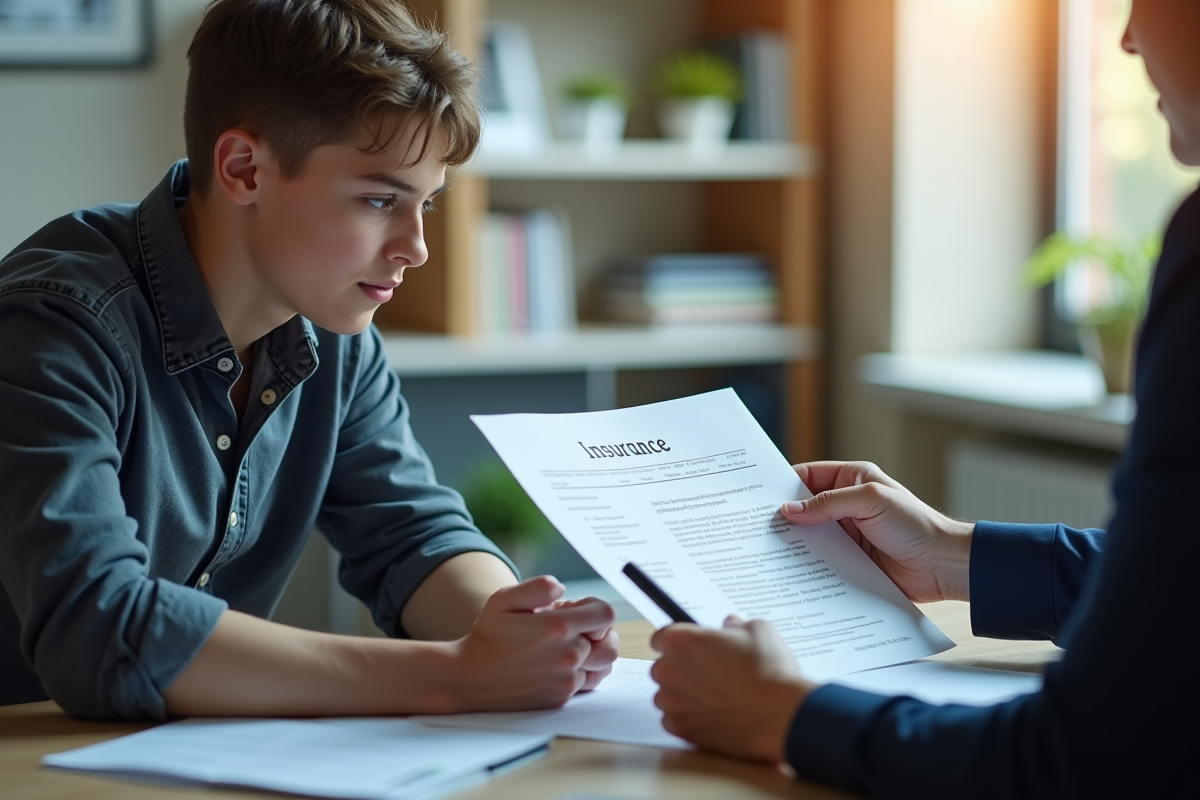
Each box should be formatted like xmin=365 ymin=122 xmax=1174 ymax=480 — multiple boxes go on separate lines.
xmin=649 ymin=2 xmax=1200 ymax=796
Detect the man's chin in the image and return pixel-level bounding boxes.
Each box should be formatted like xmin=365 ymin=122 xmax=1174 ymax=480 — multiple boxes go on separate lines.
xmin=1168 ymin=130 xmax=1200 ymax=168
xmin=307 ymin=310 xmax=378 ymax=336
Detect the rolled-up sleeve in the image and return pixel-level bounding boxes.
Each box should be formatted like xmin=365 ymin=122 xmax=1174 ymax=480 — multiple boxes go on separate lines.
xmin=316 ymin=327 xmax=516 ymax=638
xmin=0 ymin=291 xmax=226 ymax=719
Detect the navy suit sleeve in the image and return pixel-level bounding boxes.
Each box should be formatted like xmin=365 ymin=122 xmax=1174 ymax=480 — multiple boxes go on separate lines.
xmin=968 ymin=521 xmax=1103 ymax=641
xmin=784 ymin=188 xmax=1200 ymax=799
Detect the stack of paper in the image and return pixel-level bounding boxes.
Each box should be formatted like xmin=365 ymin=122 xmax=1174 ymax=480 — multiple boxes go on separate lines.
xmin=44 ymin=718 xmax=550 ymax=800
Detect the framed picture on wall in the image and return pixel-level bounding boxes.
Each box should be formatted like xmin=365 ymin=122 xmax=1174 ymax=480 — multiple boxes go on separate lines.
xmin=0 ymin=0 xmax=151 ymax=67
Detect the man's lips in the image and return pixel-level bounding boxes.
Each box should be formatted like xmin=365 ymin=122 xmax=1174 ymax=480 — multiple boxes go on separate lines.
xmin=358 ymin=281 xmax=400 ymax=303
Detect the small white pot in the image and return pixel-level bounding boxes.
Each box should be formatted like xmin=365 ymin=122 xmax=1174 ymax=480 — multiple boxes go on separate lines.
xmin=559 ymin=97 xmax=628 ymax=154
xmin=657 ymin=96 xmax=736 ymax=152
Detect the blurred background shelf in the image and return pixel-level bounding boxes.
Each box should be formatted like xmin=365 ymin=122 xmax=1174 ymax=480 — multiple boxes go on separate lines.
xmin=467 ymin=140 xmax=819 ymax=181
xmin=383 ymin=323 xmax=819 ymax=377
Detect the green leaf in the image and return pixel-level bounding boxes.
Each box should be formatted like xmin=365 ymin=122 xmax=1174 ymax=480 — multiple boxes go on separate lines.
xmin=458 ymin=458 xmax=555 ymax=548
xmin=1021 ymin=231 xmax=1161 ymax=324
xmin=656 ymin=50 xmax=742 ymax=100
xmin=563 ymin=73 xmax=632 ymax=105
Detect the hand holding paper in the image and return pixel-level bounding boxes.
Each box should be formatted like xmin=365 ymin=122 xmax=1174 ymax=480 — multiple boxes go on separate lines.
xmin=784 ymin=460 xmax=975 ymax=604
xmin=471 ymin=388 xmax=953 ymax=681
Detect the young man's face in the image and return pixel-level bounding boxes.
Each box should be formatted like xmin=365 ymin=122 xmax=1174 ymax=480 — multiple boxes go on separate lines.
xmin=247 ymin=123 xmax=448 ymax=335
xmin=1123 ymin=0 xmax=1200 ymax=166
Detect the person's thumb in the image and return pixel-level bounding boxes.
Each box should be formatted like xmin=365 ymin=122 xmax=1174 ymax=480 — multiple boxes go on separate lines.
xmin=781 ymin=483 xmax=888 ymax=525
xmin=488 ymin=575 xmax=564 ymax=613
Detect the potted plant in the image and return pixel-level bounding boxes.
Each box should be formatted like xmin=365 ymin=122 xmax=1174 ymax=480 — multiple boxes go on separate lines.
xmin=655 ymin=50 xmax=741 ymax=151
xmin=459 ymin=458 xmax=555 ymax=575
xmin=1024 ymin=232 xmax=1160 ymax=394
xmin=560 ymin=73 xmax=631 ymax=154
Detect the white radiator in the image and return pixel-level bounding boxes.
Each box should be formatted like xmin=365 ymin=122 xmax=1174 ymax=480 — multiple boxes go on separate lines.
xmin=946 ymin=439 xmax=1115 ymax=530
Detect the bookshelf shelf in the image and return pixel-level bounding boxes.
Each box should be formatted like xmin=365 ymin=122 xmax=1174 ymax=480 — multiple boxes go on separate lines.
xmin=396 ymin=0 xmax=828 ymax=460
xmin=468 ymin=140 xmax=819 ymax=182
xmin=382 ymin=324 xmax=819 ymax=377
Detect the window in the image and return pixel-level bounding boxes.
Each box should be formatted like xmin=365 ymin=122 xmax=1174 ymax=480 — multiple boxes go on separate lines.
xmin=1055 ymin=0 xmax=1196 ymax=322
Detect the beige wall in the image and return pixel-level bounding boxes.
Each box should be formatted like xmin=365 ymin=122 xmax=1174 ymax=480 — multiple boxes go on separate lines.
xmin=827 ymin=0 xmax=1053 ymax=501
xmin=891 ymin=0 xmax=1044 ymax=355
xmin=0 ymin=0 xmax=209 ymax=256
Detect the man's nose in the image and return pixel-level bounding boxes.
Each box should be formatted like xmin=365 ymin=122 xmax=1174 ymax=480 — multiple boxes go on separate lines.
xmin=384 ymin=218 xmax=428 ymax=268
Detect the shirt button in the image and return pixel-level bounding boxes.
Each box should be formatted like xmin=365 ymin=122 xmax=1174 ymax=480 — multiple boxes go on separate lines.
xmin=217 ymin=357 xmax=234 ymax=372
xmin=216 ymin=434 xmax=232 ymax=451
xmin=260 ymin=388 xmax=277 ymax=406
xmin=229 ymin=511 xmax=238 ymax=527
xmin=197 ymin=572 xmax=210 ymax=588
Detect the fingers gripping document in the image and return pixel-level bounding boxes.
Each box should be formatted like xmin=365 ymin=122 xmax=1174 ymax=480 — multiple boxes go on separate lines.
xmin=472 ymin=388 xmax=953 ymax=679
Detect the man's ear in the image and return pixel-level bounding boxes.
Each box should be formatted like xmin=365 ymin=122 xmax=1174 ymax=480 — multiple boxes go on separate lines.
xmin=212 ymin=130 xmax=267 ymax=206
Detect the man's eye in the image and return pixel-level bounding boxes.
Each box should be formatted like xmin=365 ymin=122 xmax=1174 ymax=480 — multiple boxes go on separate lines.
xmin=422 ymin=199 xmax=437 ymax=214
xmin=364 ymin=196 xmax=395 ymax=211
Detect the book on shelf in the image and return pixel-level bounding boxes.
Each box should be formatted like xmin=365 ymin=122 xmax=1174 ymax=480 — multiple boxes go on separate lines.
xmin=707 ymin=30 xmax=791 ymax=141
xmin=599 ymin=253 xmax=779 ymax=326
xmin=478 ymin=209 xmax=576 ymax=334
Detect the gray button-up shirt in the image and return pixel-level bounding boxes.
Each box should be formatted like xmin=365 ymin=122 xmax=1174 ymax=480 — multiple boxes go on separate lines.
xmin=0 ymin=161 xmax=513 ymax=719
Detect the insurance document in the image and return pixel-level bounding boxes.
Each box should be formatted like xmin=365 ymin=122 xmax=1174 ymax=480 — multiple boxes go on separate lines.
xmin=473 ymin=388 xmax=953 ymax=679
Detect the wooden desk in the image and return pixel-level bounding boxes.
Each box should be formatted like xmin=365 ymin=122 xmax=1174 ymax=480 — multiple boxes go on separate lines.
xmin=0 ymin=602 xmax=1058 ymax=800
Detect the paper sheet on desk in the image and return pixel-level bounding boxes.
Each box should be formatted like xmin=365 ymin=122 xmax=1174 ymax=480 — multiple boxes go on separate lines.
xmin=417 ymin=658 xmax=1042 ymax=751
xmin=43 ymin=718 xmax=551 ymax=800
xmin=830 ymin=660 xmax=1043 ymax=705
xmin=472 ymin=389 xmax=953 ymax=680
xmin=416 ymin=658 xmax=687 ymax=750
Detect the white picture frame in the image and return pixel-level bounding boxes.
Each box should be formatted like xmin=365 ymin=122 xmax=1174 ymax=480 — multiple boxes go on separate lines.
xmin=0 ymin=0 xmax=151 ymax=68
xmin=478 ymin=20 xmax=549 ymax=154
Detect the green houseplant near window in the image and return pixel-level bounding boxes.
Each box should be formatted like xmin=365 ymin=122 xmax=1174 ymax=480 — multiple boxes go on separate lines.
xmin=459 ymin=458 xmax=555 ymax=575
xmin=655 ymin=50 xmax=741 ymax=149
xmin=1024 ymin=232 xmax=1160 ymax=394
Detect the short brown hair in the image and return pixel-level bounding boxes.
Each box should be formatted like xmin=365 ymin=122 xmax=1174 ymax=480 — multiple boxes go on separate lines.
xmin=184 ymin=0 xmax=481 ymax=194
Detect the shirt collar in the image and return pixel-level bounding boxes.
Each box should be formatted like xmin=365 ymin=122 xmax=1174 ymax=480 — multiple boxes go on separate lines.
xmin=136 ymin=160 xmax=317 ymax=376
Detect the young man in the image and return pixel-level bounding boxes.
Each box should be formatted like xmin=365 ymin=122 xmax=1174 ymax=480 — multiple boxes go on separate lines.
xmin=0 ymin=0 xmax=617 ymax=719
xmin=651 ymin=0 xmax=1198 ymax=796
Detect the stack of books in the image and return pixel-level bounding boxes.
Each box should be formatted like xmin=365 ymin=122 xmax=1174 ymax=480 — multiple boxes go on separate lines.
xmin=477 ymin=209 xmax=576 ymax=334
xmin=599 ymin=253 xmax=779 ymax=325
xmin=707 ymin=30 xmax=791 ymax=141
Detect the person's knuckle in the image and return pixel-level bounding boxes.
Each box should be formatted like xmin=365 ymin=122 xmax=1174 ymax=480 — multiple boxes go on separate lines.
xmin=543 ymin=617 xmax=572 ymax=640
xmin=810 ymin=490 xmax=833 ymax=509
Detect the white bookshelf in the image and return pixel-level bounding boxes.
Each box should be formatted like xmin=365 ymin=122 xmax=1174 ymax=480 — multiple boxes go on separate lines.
xmin=467 ymin=140 xmax=817 ymax=181
xmin=383 ymin=323 xmax=818 ymax=377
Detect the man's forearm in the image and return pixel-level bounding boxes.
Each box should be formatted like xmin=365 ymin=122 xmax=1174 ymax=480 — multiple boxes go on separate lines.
xmin=162 ymin=609 xmax=465 ymax=718
xmin=399 ymin=551 xmax=519 ymax=641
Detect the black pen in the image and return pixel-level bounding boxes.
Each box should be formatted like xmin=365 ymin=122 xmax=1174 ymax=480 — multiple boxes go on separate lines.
xmin=622 ymin=562 xmax=698 ymax=624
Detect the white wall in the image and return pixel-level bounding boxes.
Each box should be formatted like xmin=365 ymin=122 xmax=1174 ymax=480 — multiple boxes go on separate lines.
xmin=891 ymin=0 xmax=1044 ymax=354
xmin=0 ymin=0 xmax=209 ymax=255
